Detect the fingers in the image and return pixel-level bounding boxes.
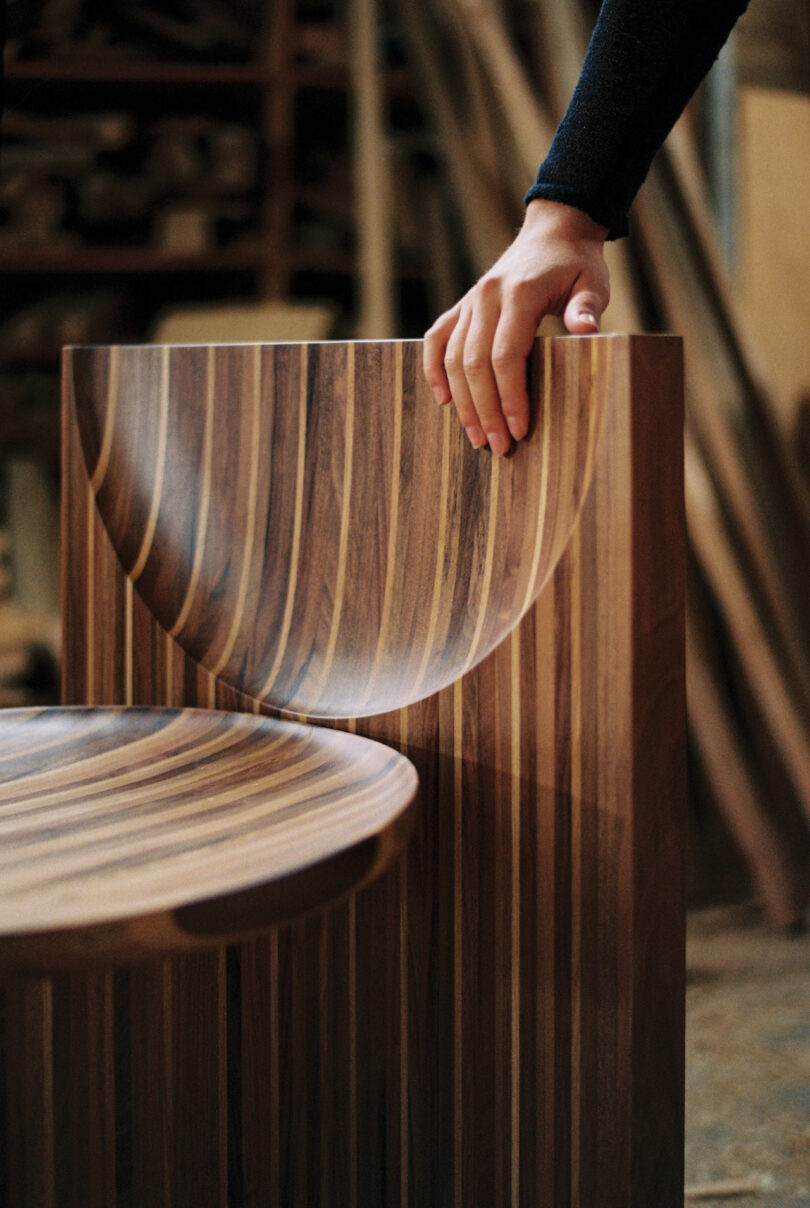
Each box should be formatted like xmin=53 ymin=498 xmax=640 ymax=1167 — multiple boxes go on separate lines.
xmin=491 ymin=300 xmax=543 ymax=442
xmin=424 ymin=283 xmax=536 ymax=455
xmin=423 ymin=303 xmax=460 ymax=405
xmin=423 ymin=247 xmax=610 ymax=453
xmin=456 ymin=284 xmax=511 ymax=455
xmin=444 ymin=306 xmax=487 ymax=448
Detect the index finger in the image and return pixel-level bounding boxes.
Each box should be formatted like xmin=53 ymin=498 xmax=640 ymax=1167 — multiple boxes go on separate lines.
xmin=423 ymin=304 xmax=461 ymax=405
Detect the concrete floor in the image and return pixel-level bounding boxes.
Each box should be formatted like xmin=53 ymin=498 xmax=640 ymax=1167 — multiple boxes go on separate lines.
xmin=686 ymin=903 xmax=810 ymax=1205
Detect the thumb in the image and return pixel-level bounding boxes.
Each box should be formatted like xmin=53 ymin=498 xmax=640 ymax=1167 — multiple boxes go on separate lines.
xmin=563 ymin=281 xmax=608 ymax=335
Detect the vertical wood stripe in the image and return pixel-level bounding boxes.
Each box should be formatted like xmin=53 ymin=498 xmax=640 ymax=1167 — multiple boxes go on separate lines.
xmin=348 ymin=894 xmax=358 ymax=1208
xmin=86 ymin=480 xmax=95 ymax=704
xmin=452 ymin=677 xmax=463 ymax=1208
xmin=361 ymin=342 xmax=403 ymax=709
xmin=209 ymin=346 xmax=263 ymax=678
xmin=411 ymin=404 xmax=452 ymax=698
xmin=510 ymin=625 xmax=521 ymax=1208
xmin=130 ymin=347 xmax=170 ymax=584
xmin=90 ymin=345 xmax=118 ymax=493
xmin=398 ymin=702 xmax=409 ymax=1208
xmin=518 ymin=347 xmax=552 ymax=620
xmin=170 ymin=345 xmax=216 ymax=639
xmin=258 ymin=343 xmax=308 ymax=700
xmin=125 ymin=577 xmax=133 ymax=705
xmin=310 ymin=344 xmax=356 ymax=712
xmin=569 ymin=524 xmax=583 ymax=1204
xmin=460 ymin=453 xmax=500 ymax=676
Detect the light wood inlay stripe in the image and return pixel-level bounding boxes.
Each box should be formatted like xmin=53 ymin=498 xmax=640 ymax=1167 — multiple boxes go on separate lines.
xmin=399 ymin=848 xmax=409 ymax=1208
xmin=510 ymin=625 xmax=521 ymax=1208
xmin=125 ymin=577 xmax=133 ymax=705
xmin=569 ymin=525 xmax=583 ymax=1204
xmin=130 ymin=346 xmax=170 ymax=583
xmin=460 ymin=453 xmax=500 ymax=675
xmin=269 ymin=930 xmax=281 ymax=1207
xmin=348 ymin=893 xmax=358 ymax=1208
xmin=258 ymin=343 xmax=308 ymax=700
xmin=411 ymin=403 xmax=452 ymax=698
xmin=166 ymin=626 xmax=177 ymax=704
xmin=86 ymin=480 xmax=95 ymax=704
xmin=361 ymin=342 xmax=403 ymax=709
xmin=453 ymin=676 xmax=463 ymax=1208
xmin=210 ymin=346 xmax=263 ymax=678
xmin=519 ymin=347 xmax=552 ymax=620
xmin=170 ymin=345 xmax=216 ymax=638
xmin=90 ymin=345 xmax=119 ymax=492
xmin=309 ymin=344 xmax=356 ymax=713
xmin=584 ymin=340 xmax=605 ymax=490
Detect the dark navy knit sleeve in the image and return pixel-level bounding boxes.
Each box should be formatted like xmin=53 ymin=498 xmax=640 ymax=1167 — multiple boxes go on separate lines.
xmin=525 ymin=0 xmax=750 ymax=238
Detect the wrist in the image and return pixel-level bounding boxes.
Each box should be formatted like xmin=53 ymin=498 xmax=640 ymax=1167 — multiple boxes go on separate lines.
xmin=523 ymin=198 xmax=609 ymax=244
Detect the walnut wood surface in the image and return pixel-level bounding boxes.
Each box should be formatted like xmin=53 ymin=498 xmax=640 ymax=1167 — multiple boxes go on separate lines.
xmin=69 ymin=338 xmax=605 ymax=717
xmin=0 ymin=706 xmax=417 ymax=972
xmin=1 ymin=333 xmax=685 ymax=1208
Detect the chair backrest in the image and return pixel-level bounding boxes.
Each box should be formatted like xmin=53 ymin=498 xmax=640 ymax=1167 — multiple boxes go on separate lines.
xmin=69 ymin=338 xmax=605 ymax=717
xmin=16 ymin=332 xmax=685 ymax=1208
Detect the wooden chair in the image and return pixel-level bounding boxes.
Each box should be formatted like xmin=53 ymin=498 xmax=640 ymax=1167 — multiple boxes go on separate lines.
xmin=1 ymin=333 xmax=686 ymax=1207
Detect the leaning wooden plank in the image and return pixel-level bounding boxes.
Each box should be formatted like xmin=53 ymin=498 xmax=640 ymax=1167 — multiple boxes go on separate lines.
xmin=663 ymin=126 xmax=810 ymax=565
xmin=685 ymin=1180 xmax=766 ymax=1201
xmin=522 ymin=0 xmax=590 ymax=124
xmin=418 ymin=174 xmax=467 ymax=317
xmin=256 ymin=0 xmax=297 ymax=297
xmin=687 ymin=599 xmax=804 ymax=930
xmin=634 ymin=170 xmax=810 ymax=710
xmin=351 ymin=0 xmax=395 ymax=337
xmin=685 ymin=437 xmax=810 ymax=828
xmin=398 ymin=0 xmax=516 ymax=273
xmin=448 ymin=0 xmax=556 ymax=179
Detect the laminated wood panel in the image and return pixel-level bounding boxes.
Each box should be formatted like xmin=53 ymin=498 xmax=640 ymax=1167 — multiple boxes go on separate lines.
xmin=2 ymin=333 xmax=685 ymax=1207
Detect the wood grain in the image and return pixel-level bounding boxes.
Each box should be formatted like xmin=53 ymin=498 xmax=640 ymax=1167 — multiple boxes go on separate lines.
xmin=0 ymin=333 xmax=685 ymax=1207
xmin=0 ymin=707 xmax=418 ymax=972
xmin=69 ymin=338 xmax=606 ymax=718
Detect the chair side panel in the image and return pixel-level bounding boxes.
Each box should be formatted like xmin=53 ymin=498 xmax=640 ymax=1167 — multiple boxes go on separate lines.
xmin=18 ymin=336 xmax=687 ymax=1208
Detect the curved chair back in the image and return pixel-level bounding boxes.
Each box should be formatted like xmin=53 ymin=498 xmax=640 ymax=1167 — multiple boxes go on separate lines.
xmin=70 ymin=339 xmax=604 ymax=716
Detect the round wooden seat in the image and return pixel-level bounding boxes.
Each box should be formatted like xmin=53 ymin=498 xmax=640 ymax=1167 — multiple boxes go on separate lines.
xmin=0 ymin=706 xmax=418 ymax=974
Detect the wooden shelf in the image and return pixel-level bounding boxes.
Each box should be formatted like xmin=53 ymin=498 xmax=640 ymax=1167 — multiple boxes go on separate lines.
xmin=3 ymin=57 xmax=413 ymax=94
xmin=4 ymin=58 xmax=276 ymax=85
xmin=0 ymin=244 xmax=269 ymax=274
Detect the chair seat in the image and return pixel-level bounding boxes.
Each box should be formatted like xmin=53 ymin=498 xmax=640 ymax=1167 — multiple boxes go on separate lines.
xmin=0 ymin=706 xmax=418 ymax=974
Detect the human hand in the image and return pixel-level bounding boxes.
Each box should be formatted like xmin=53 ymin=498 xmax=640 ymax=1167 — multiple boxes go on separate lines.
xmin=423 ymin=199 xmax=610 ymax=455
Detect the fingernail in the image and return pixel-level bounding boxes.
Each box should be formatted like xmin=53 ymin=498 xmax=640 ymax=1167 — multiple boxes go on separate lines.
xmin=487 ymin=431 xmax=509 ymax=457
xmin=579 ymin=312 xmax=599 ymax=330
xmin=506 ymin=416 xmax=525 ymax=440
xmin=466 ymin=425 xmax=486 ymax=449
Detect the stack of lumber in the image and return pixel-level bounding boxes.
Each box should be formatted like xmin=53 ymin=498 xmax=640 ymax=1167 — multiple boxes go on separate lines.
xmin=380 ymin=0 xmax=810 ymax=926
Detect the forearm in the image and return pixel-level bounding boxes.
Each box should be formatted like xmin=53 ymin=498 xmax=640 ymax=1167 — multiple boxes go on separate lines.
xmin=525 ymin=0 xmax=750 ymax=238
